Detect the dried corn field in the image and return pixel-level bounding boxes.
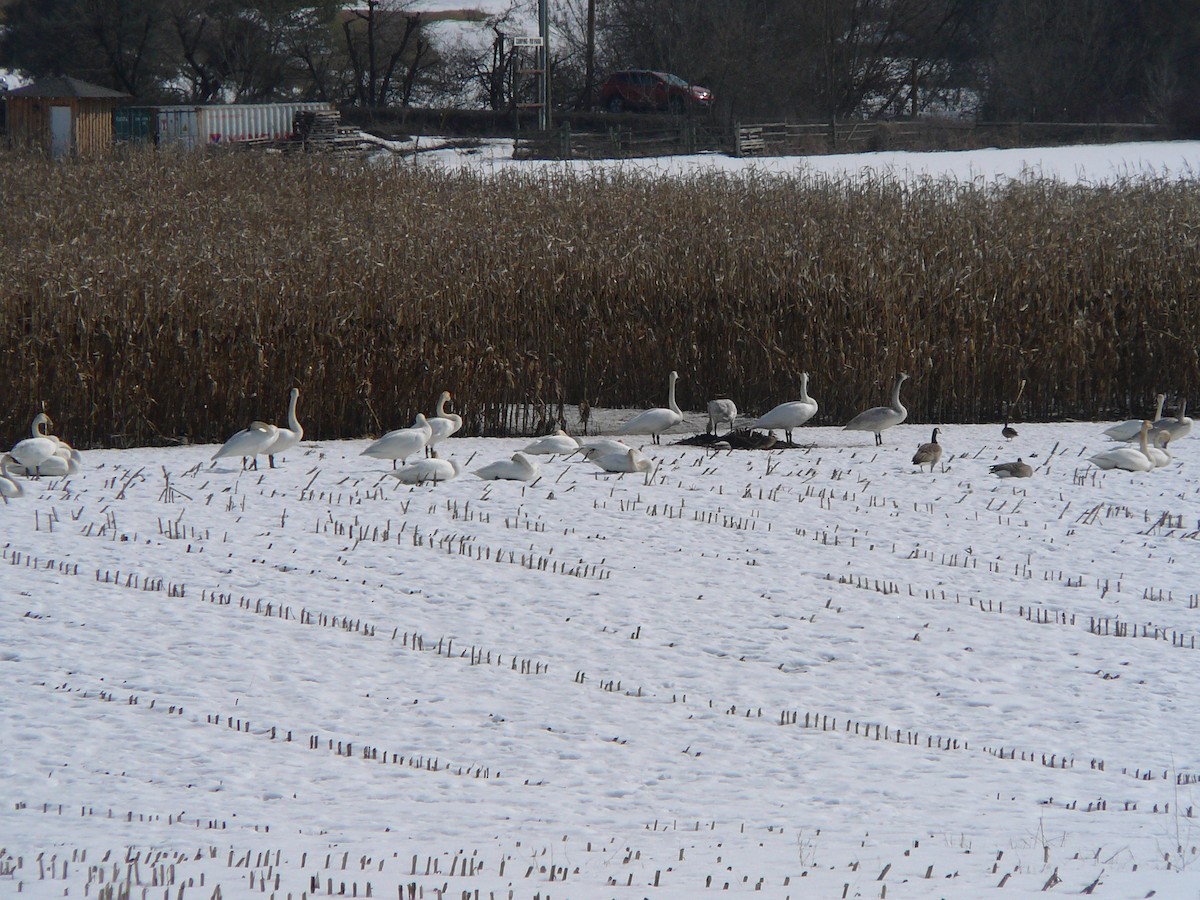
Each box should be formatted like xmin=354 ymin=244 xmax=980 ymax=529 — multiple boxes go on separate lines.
xmin=2 ymin=147 xmax=1198 ymax=449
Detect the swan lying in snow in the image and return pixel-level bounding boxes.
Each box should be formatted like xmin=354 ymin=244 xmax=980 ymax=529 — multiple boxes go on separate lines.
xmin=473 ymin=452 xmax=541 ymax=481
xmin=585 ymin=447 xmax=654 ymax=474
xmin=522 ymin=430 xmax=580 ymax=456
xmin=389 ymin=457 xmax=462 ymax=485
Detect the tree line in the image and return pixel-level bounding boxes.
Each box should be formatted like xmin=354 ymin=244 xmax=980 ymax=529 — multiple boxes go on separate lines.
xmin=2 ymin=0 xmax=1198 ymax=130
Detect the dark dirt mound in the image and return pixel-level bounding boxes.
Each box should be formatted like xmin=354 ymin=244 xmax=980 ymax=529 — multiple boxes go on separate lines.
xmin=675 ymin=429 xmax=805 ymax=450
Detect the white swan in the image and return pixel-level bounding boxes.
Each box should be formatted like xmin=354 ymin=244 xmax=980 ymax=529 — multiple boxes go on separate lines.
xmin=990 ymin=458 xmax=1033 ymax=478
xmin=753 ymin=372 xmax=819 ymax=443
xmin=212 ymin=421 xmax=279 ymax=470
xmin=473 ymin=452 xmax=541 ymax=481
xmin=0 ymin=454 xmax=24 ymax=498
xmin=10 ymin=422 xmax=58 ymax=471
xmin=1089 ymin=421 xmax=1154 ymax=472
xmin=585 ymin=446 xmax=654 ymax=474
xmin=578 ymin=437 xmax=632 ymax=456
xmin=618 ymin=370 xmax=682 ymax=444
xmin=389 ymin=457 xmax=462 ymax=485
xmin=30 ymin=446 xmax=82 ymax=477
xmin=1145 ymin=430 xmax=1172 ymax=468
xmin=1106 ymin=393 xmax=1165 ymax=441
xmin=845 ymin=373 xmax=909 ymax=445
xmin=362 ymin=414 xmax=433 ymax=468
xmin=706 ymin=398 xmax=738 ymax=434
xmin=264 ymin=388 xmax=303 ymax=467
xmin=912 ymin=428 xmax=942 ymax=472
xmin=426 ymin=391 xmax=463 ymax=457
xmin=1156 ymin=399 xmax=1191 ymax=442
xmin=522 ymin=430 xmax=580 ymax=456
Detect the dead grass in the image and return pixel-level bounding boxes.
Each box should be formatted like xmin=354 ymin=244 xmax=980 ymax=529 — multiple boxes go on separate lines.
xmin=1 ymin=147 xmax=1197 ymax=447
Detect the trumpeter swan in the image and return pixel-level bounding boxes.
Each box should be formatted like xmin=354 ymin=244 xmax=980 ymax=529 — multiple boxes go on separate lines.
xmin=1145 ymin=430 xmax=1172 ymax=468
xmin=845 ymin=373 xmax=909 ymax=445
xmin=473 ymin=452 xmax=541 ymax=481
xmin=706 ymin=398 xmax=738 ymax=434
xmin=585 ymin=446 xmax=654 ymax=474
xmin=578 ymin=437 xmax=632 ymax=456
xmin=10 ymin=427 xmax=58 ymax=471
xmin=990 ymin=458 xmax=1033 ymax=478
xmin=30 ymin=446 xmax=82 ymax=477
xmin=1089 ymin=421 xmax=1154 ymax=472
xmin=389 ymin=456 xmax=462 ymax=485
xmin=1106 ymin=393 xmax=1165 ymax=441
xmin=212 ymin=421 xmax=279 ymax=470
xmin=618 ymin=370 xmax=682 ymax=444
xmin=522 ymin=430 xmax=580 ymax=456
xmin=264 ymin=388 xmax=303 ymax=467
xmin=426 ymin=391 xmax=463 ymax=457
xmin=0 ymin=454 xmax=24 ymax=498
xmin=362 ymin=414 xmax=433 ymax=468
xmin=753 ymin=372 xmax=818 ymax=443
xmin=912 ymin=428 xmax=942 ymax=472
xmin=1157 ymin=399 xmax=1192 ymax=442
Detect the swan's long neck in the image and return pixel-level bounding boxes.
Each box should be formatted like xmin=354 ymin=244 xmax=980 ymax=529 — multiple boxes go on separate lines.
xmin=800 ymin=373 xmax=811 ymax=403
xmin=1179 ymin=399 xmax=1189 ymax=421
xmin=1138 ymin=423 xmax=1151 ymax=457
xmin=667 ymin=372 xmax=680 ymax=415
xmin=32 ymin=416 xmax=49 ymax=438
xmin=1154 ymin=394 xmax=1165 ymax=420
xmin=891 ymin=376 xmax=907 ymax=414
xmin=436 ymin=393 xmax=450 ymax=417
xmin=287 ymin=391 xmax=301 ymax=433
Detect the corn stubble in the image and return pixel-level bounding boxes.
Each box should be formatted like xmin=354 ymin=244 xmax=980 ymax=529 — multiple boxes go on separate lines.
xmin=1 ymin=148 xmax=1196 ymax=448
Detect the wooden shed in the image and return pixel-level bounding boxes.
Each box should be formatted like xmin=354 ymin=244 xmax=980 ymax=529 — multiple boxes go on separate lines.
xmin=5 ymin=77 xmax=129 ymax=158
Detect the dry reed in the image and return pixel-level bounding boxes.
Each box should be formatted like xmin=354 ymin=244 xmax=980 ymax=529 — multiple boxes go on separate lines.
xmin=1 ymin=146 xmax=1197 ymax=448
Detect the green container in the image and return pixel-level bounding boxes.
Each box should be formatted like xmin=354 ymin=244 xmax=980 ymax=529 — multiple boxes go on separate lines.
xmin=114 ymin=106 xmax=156 ymax=142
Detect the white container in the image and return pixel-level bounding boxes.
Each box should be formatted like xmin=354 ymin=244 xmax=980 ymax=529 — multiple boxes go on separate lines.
xmin=198 ymin=102 xmax=334 ymax=145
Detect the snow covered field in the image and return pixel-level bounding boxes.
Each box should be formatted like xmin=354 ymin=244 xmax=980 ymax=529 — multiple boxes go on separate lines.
xmin=2 ymin=411 xmax=1199 ymax=899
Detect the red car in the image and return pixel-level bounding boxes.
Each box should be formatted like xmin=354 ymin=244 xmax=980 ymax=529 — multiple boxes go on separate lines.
xmin=600 ymin=70 xmax=713 ymax=114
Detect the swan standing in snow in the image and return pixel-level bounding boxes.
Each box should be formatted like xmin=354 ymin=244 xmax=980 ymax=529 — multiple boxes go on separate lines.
xmin=473 ymin=452 xmax=541 ymax=481
xmin=706 ymin=398 xmax=737 ymax=434
xmin=426 ymin=391 xmax=463 ymax=457
xmin=1089 ymin=421 xmax=1154 ymax=472
xmin=911 ymin=428 xmax=942 ymax=472
xmin=362 ymin=414 xmax=433 ymax=468
xmin=753 ymin=372 xmax=819 ymax=443
xmin=389 ymin=456 xmax=462 ymax=485
xmin=845 ymin=373 xmax=909 ymax=445
xmin=522 ymin=430 xmax=580 ymax=456
xmin=585 ymin=446 xmax=654 ymax=474
xmin=1105 ymin=393 xmax=1165 ymax=441
xmin=1155 ymin=399 xmax=1192 ymax=442
xmin=212 ymin=421 xmax=279 ymax=470
xmin=264 ymin=388 xmax=303 ymax=467
xmin=990 ymin=458 xmax=1033 ymax=478
xmin=618 ymin=370 xmax=682 ymax=445
xmin=0 ymin=454 xmax=24 ymax=498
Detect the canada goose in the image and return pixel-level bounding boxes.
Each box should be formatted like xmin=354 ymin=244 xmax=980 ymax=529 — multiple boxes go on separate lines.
xmin=912 ymin=428 xmax=942 ymax=472
xmin=990 ymin=458 xmax=1033 ymax=478
xmin=846 ymin=373 xmax=908 ymax=445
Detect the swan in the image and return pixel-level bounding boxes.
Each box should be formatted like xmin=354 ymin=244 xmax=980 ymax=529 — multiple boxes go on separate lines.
xmin=585 ymin=446 xmax=654 ymax=474
xmin=1145 ymin=430 xmax=1172 ymax=468
xmin=361 ymin=414 xmax=433 ymax=468
xmin=10 ymin=426 xmax=58 ymax=471
xmin=1089 ymin=421 xmax=1154 ymax=472
xmin=212 ymin=421 xmax=279 ymax=470
xmin=264 ymin=388 xmax=303 ymax=467
xmin=845 ymin=373 xmax=909 ymax=445
xmin=706 ymin=398 xmax=738 ymax=434
xmin=753 ymin=372 xmax=819 ymax=443
xmin=522 ymin=430 xmax=580 ymax=456
xmin=1105 ymin=393 xmax=1165 ymax=441
xmin=389 ymin=457 xmax=462 ymax=485
xmin=30 ymin=446 xmax=83 ymax=477
xmin=1156 ymin=399 xmax=1192 ymax=442
xmin=473 ymin=452 xmax=541 ymax=481
xmin=0 ymin=454 xmax=24 ymax=498
xmin=578 ymin=437 xmax=632 ymax=456
xmin=912 ymin=428 xmax=942 ymax=472
xmin=990 ymin=458 xmax=1033 ymax=478
xmin=426 ymin=391 xmax=463 ymax=457
xmin=617 ymin=370 xmax=682 ymax=444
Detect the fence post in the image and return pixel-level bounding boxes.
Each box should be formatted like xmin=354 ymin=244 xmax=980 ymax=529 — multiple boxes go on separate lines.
xmin=559 ymin=120 xmax=571 ymax=159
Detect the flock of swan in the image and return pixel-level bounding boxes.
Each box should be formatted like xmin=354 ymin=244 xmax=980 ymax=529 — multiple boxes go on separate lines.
xmin=2 ymin=375 xmax=1192 ymax=497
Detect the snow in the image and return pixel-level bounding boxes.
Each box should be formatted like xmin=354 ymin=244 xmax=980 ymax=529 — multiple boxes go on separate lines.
xmin=3 ymin=143 xmax=1200 ymax=898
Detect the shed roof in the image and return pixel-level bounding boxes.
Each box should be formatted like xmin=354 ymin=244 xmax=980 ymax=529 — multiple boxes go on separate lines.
xmin=8 ymin=77 xmax=129 ymax=99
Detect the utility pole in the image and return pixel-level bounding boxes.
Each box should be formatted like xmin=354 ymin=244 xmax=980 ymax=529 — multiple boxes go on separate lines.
xmin=538 ymin=0 xmax=551 ymax=130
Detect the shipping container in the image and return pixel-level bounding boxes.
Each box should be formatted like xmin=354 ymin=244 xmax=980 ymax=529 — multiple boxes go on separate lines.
xmin=199 ymin=102 xmax=333 ymax=145
xmin=156 ymin=106 xmax=201 ymax=149
xmin=113 ymin=106 xmax=156 ymax=142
